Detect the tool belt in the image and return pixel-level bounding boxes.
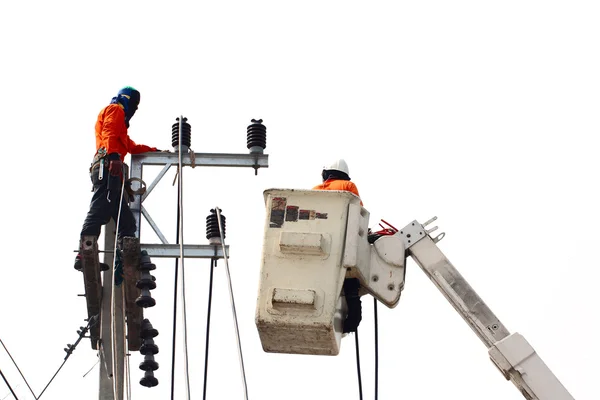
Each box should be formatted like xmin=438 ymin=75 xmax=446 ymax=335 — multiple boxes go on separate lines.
xmin=89 ymin=147 xmax=108 ymax=172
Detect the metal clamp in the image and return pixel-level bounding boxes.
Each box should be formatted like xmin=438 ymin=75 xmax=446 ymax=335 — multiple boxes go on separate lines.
xmin=125 ymin=177 xmax=147 ymax=196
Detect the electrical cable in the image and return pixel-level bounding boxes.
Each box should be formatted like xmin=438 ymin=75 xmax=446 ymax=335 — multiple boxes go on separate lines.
xmin=354 ymin=329 xmax=364 ymax=400
xmin=202 ymin=258 xmax=216 ymax=400
xmin=110 ymin=167 xmax=127 ymax=400
xmin=374 ymin=298 xmax=379 ymax=400
xmin=37 ymin=316 xmax=98 ymax=399
xmin=0 ymin=368 xmax=19 ymax=400
xmin=0 ymin=338 xmax=36 ymax=399
xmin=1 ymin=385 xmax=19 ymax=400
xmin=215 ymin=207 xmax=249 ymax=400
xmin=169 ymin=204 xmax=181 ymax=400
xmin=37 ymin=360 xmax=65 ymax=400
xmin=82 ymin=359 xmax=100 ymax=378
xmin=177 ymin=116 xmax=192 ymax=400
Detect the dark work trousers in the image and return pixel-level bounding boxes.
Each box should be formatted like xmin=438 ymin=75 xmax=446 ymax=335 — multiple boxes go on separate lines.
xmin=80 ymin=164 xmax=136 ymax=239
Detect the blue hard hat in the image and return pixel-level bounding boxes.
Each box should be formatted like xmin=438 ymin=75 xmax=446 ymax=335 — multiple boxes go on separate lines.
xmin=117 ymin=86 xmax=140 ymax=109
xmin=114 ymin=86 xmax=141 ymax=123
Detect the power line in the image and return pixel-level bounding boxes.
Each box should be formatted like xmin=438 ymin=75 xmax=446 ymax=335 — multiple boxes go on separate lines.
xmin=37 ymin=315 xmax=98 ymax=399
xmin=1 ymin=384 xmax=19 ymax=400
xmin=202 ymin=258 xmax=216 ymax=400
xmin=0 ymin=338 xmax=35 ymax=399
xmin=110 ymin=169 xmax=127 ymax=400
xmin=354 ymin=330 xmax=363 ymax=400
xmin=0 ymin=368 xmax=19 ymax=400
xmin=170 ymin=200 xmax=181 ymax=400
xmin=216 ymin=207 xmax=249 ymax=400
xmin=82 ymin=359 xmax=99 ymax=378
xmin=374 ymin=298 xmax=379 ymax=400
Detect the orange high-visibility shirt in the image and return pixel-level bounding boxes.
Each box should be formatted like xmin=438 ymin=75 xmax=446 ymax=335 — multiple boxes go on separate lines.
xmin=94 ymin=104 xmax=156 ymax=161
xmin=313 ymin=179 xmax=363 ymax=205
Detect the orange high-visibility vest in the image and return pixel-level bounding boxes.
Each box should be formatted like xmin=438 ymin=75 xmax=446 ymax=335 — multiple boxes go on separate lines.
xmin=313 ymin=179 xmax=363 ymax=206
xmin=94 ymin=104 xmax=156 ymax=161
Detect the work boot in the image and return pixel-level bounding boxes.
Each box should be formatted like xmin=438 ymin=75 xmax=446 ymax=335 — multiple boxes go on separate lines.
xmin=74 ymin=253 xmax=83 ymax=271
xmin=118 ymin=235 xmax=138 ymax=250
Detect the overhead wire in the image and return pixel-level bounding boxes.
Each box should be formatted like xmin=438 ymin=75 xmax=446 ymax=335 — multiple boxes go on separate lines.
xmin=0 ymin=338 xmax=35 ymax=399
xmin=1 ymin=384 xmax=19 ymax=400
xmin=169 ymin=204 xmax=181 ymax=400
xmin=215 ymin=207 xmax=249 ymax=400
xmin=110 ymin=166 xmax=128 ymax=400
xmin=82 ymin=359 xmax=99 ymax=378
xmin=374 ymin=298 xmax=379 ymax=400
xmin=0 ymin=369 xmax=19 ymax=400
xmin=202 ymin=258 xmax=216 ymax=400
xmin=37 ymin=315 xmax=98 ymax=399
xmin=354 ymin=330 xmax=364 ymax=400
xmin=176 ymin=117 xmax=192 ymax=400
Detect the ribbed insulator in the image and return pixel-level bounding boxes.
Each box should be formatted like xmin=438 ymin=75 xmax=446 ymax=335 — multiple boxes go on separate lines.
xmin=139 ymin=354 xmax=159 ymax=371
xmin=140 ymin=371 xmax=159 ymax=387
xmin=206 ymin=208 xmax=226 ymax=240
xmin=136 ymin=293 xmax=156 ymax=308
xmin=140 ymin=339 xmax=159 ymax=356
xmin=139 ymin=262 xmax=156 ymax=272
xmin=172 ymin=117 xmax=191 ymax=150
xmin=136 ymin=275 xmax=157 ymax=290
xmin=140 ymin=319 xmax=159 ymax=339
xmin=247 ymin=118 xmax=266 ymax=152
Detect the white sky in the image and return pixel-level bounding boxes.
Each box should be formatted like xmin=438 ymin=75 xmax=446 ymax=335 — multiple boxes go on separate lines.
xmin=0 ymin=1 xmax=598 ymax=399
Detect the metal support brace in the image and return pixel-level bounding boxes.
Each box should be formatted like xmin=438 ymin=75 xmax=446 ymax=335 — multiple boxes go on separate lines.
xmin=129 ymin=151 xmax=267 ymax=253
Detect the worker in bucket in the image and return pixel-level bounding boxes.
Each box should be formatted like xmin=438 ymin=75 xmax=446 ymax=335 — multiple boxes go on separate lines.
xmin=312 ymin=158 xmax=362 ymax=206
xmin=313 ymin=158 xmax=363 ymax=332
xmin=74 ymin=87 xmax=159 ymax=270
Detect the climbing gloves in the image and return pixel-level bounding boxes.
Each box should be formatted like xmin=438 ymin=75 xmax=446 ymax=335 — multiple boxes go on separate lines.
xmin=109 ymin=159 xmax=123 ymax=179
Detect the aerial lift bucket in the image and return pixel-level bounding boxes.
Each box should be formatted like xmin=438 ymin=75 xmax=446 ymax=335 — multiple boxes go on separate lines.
xmin=255 ymin=188 xmax=406 ymax=356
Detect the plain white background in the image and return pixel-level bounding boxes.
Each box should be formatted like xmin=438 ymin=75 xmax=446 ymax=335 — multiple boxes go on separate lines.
xmin=0 ymin=1 xmax=598 ymax=399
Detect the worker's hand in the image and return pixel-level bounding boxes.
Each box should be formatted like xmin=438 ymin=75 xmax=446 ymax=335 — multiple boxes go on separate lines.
xmin=109 ymin=159 xmax=123 ymax=179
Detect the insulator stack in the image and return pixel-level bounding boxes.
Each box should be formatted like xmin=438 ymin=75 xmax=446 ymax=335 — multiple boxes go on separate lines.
xmin=206 ymin=208 xmax=226 ymax=245
xmin=247 ymin=118 xmax=266 ymax=154
xmin=135 ymin=251 xmax=157 ymax=308
xmin=139 ymin=318 xmax=159 ymax=388
xmin=172 ymin=116 xmax=191 ymax=152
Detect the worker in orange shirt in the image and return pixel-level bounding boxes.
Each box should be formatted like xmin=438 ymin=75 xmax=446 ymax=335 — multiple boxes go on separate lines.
xmin=75 ymin=87 xmax=159 ymax=270
xmin=313 ymin=158 xmax=363 ymax=332
xmin=312 ymin=159 xmax=363 ymax=206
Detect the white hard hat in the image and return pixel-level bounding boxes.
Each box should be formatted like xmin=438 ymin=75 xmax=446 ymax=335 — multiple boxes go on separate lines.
xmin=323 ymin=159 xmax=350 ymax=176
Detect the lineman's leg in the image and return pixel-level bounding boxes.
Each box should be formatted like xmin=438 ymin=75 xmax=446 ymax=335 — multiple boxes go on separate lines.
xmin=109 ymin=184 xmax=137 ymax=240
xmin=115 ymin=201 xmax=137 ymax=240
xmin=80 ymin=165 xmax=113 ymax=238
xmin=76 ymin=165 xmax=112 ymax=270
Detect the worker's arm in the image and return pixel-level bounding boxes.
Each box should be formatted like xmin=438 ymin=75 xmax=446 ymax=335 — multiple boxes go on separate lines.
xmin=126 ymin=136 xmax=157 ymax=154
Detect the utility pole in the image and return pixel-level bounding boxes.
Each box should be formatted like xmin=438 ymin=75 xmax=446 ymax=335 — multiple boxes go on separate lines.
xmin=96 ymin=117 xmax=268 ymax=399
xmin=98 ymin=220 xmax=124 ymax=400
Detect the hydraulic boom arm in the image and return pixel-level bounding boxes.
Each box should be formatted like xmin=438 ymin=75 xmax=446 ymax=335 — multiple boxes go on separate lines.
xmin=400 ymin=218 xmax=573 ymax=400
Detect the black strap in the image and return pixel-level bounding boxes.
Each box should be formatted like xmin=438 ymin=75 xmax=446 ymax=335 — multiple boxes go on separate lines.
xmin=343 ymin=278 xmax=362 ymax=333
